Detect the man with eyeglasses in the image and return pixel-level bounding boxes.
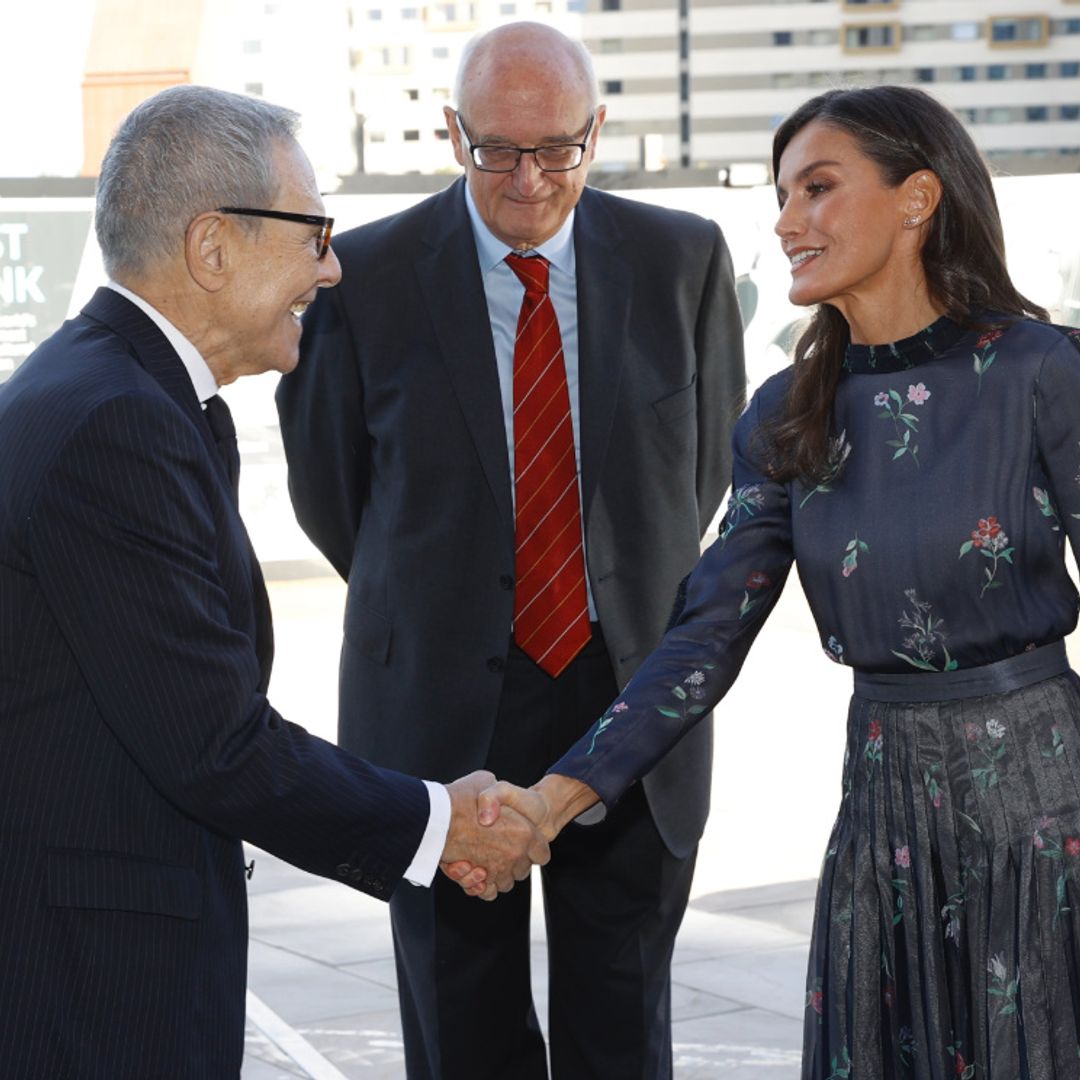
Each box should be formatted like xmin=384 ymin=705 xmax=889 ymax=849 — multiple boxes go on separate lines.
xmin=0 ymin=84 xmax=549 ymax=1079
xmin=278 ymin=21 xmax=746 ymax=1080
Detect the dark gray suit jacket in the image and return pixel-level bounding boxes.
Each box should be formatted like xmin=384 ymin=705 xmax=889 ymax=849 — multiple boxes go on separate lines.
xmin=277 ymin=179 xmax=745 ymax=857
xmin=0 ymin=288 xmax=430 ymax=1078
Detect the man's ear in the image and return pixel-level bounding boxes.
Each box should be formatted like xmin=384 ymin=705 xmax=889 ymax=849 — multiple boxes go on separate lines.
xmin=445 ymin=105 xmax=468 ymax=169
xmin=185 ymin=211 xmax=229 ymax=293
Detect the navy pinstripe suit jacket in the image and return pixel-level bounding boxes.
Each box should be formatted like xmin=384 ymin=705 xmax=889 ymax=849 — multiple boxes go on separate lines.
xmin=0 ymin=288 xmax=429 ymax=1078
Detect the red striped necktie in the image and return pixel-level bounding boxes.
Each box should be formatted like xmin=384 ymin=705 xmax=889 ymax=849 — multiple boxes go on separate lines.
xmin=505 ymin=252 xmax=591 ymax=677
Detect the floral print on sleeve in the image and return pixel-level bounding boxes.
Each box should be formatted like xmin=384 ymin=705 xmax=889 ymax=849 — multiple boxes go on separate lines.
xmin=718 ymin=484 xmax=765 ymax=546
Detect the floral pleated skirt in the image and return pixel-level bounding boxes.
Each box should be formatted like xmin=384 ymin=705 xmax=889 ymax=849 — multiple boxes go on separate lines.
xmin=803 ymin=647 xmax=1080 ymax=1079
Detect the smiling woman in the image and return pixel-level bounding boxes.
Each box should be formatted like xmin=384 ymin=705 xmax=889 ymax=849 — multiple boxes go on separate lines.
xmin=503 ymin=84 xmax=1080 ymax=1080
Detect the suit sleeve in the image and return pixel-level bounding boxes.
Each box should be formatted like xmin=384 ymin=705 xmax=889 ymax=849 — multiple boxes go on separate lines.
xmin=276 ymin=283 xmax=368 ymax=581
xmin=28 ymin=392 xmax=428 ymax=899
xmin=547 ymin=379 xmax=793 ymax=805
xmin=693 ymin=221 xmax=747 ymax=534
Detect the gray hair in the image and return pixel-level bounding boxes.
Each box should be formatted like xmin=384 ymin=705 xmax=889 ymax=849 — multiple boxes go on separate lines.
xmin=453 ymin=22 xmax=599 ymax=113
xmin=95 ymin=84 xmax=300 ymax=280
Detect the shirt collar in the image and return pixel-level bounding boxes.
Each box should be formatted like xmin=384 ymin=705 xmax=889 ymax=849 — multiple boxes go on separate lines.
xmin=463 ymin=183 xmax=576 ymax=277
xmin=106 ymin=281 xmax=219 ymax=404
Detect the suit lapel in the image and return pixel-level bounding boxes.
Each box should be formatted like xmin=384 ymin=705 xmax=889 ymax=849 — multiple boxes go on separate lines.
xmin=81 ymin=287 xmax=275 ymax=690
xmin=82 ymin=287 xmax=221 ymax=469
xmin=574 ymin=189 xmax=632 ymax=519
xmin=415 ymin=180 xmax=514 ymax=529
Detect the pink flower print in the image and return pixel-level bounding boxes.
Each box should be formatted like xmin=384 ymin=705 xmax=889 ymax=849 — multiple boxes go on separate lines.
xmin=975 ymin=327 xmax=1005 ymax=350
xmin=1034 ymin=830 xmax=1045 ymax=850
xmin=1066 ymin=837 xmax=1080 ymax=857
xmin=869 ymin=719 xmax=882 ymax=743
xmin=842 ymin=564 xmax=854 ymax=578
xmin=954 ymin=1052 xmax=967 ymax=1077
xmin=1039 ymin=814 xmax=1056 ymax=830
xmin=810 ymin=989 xmax=823 ymax=1015
xmin=895 ymin=845 xmax=911 ymax=868
xmin=964 ymin=722 xmax=982 ymax=743
xmin=883 ymin=981 xmax=894 ymax=1009
xmin=874 ymin=391 xmax=889 ymax=407
xmin=745 ymin=571 xmax=771 ymax=590
xmin=906 ymin=382 xmax=931 ymax=405
xmin=612 ymin=702 xmax=629 ymax=714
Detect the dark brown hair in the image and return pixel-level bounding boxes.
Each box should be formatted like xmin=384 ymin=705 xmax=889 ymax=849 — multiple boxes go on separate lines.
xmin=765 ymin=85 xmax=1047 ymax=484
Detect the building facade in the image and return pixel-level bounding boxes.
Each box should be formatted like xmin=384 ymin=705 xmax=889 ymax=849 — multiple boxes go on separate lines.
xmin=346 ymin=0 xmax=1080 ymax=178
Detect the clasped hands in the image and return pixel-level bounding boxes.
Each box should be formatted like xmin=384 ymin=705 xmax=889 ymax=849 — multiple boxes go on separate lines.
xmin=439 ymin=771 xmax=599 ymax=901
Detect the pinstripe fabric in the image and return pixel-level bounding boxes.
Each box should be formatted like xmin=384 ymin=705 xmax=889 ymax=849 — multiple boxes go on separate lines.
xmin=0 ymin=288 xmax=431 ymax=1078
xmin=505 ymin=253 xmax=590 ymax=678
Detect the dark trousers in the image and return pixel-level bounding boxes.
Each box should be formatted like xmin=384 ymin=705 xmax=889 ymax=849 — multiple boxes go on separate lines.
xmin=389 ymin=630 xmax=697 ymax=1080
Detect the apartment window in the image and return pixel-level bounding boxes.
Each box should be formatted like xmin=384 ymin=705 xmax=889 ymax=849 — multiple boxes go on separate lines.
xmin=774 ymin=30 xmax=793 ymax=45
xmin=988 ymin=64 xmax=1007 ymax=79
xmin=1027 ymin=63 xmax=1047 ymax=77
xmin=1062 ymin=61 xmax=1080 ymax=76
xmin=567 ymin=0 xmax=586 ymax=9
xmin=843 ymin=23 xmax=900 ymax=51
xmin=988 ymin=16 xmax=1049 ymax=47
xmin=402 ymin=6 xmax=419 ymax=16
xmin=916 ymin=67 xmax=935 ymax=83
xmin=405 ymin=89 xmax=419 ymax=100
xmin=1027 ymin=106 xmax=1049 ymax=121
xmin=603 ymin=80 xmax=623 ymax=94
xmin=368 ymin=8 xmax=382 ymax=19
xmin=369 ymin=131 xmax=386 ymax=143
xmin=499 ymin=1 xmax=515 ymax=10
xmin=959 ymin=107 xmax=978 ymax=124
xmin=952 ymin=21 xmax=979 ymax=41
xmin=403 ymin=130 xmax=420 ymax=141
xmin=432 ymin=87 xmax=451 ymax=100
xmin=986 ymin=107 xmax=1011 ymax=123
xmin=808 ymin=28 xmax=834 ymax=45
xmin=535 ymin=0 xmax=553 ymax=11
xmin=959 ymin=65 xmax=976 ymax=81
xmin=601 ymin=0 xmax=621 ymax=9
xmin=909 ymin=25 xmax=937 ymax=43
xmin=242 ymin=39 xmax=261 ymax=54
xmin=598 ymin=39 xmax=622 ymax=53
xmin=1063 ymin=18 xmax=1080 ymax=33
xmin=433 ymin=46 xmax=450 ymax=58
xmin=434 ymin=2 xmax=456 ymax=18
xmin=1062 ymin=104 xmax=1080 ymax=120
xmin=434 ymin=128 xmax=450 ymax=140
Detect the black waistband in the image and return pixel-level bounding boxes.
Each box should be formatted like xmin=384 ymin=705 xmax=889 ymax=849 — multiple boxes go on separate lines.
xmin=853 ymin=641 xmax=1070 ymax=703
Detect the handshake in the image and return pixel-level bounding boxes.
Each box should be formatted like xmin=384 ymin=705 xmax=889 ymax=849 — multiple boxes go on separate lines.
xmin=438 ymin=771 xmax=600 ymax=901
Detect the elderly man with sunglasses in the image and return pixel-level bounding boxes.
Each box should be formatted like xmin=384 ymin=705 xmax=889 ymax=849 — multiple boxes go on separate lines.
xmin=277 ymin=22 xmax=746 ymax=1080
xmin=0 ymin=84 xmax=552 ymax=1079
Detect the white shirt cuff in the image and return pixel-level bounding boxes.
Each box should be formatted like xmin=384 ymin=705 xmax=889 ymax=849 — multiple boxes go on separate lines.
xmin=403 ymin=780 xmax=451 ymax=886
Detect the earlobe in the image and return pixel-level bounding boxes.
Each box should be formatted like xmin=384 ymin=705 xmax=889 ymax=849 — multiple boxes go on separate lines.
xmin=186 ymin=212 xmax=228 ymax=293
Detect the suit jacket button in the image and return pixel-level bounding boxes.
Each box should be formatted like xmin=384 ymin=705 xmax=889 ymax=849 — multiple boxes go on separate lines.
xmin=487 ymin=656 xmax=504 ymax=673
xmin=499 ymin=574 xmax=514 ymax=590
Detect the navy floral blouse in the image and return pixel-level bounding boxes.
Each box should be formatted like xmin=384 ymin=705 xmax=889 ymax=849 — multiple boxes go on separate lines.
xmin=553 ymin=316 xmax=1080 ymax=805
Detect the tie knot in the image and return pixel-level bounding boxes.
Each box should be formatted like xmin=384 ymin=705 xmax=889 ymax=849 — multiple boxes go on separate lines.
xmin=505 ymin=252 xmax=550 ymax=296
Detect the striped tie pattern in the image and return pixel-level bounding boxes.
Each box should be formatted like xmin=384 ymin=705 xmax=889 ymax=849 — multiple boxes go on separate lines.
xmin=506 ymin=253 xmax=591 ymax=677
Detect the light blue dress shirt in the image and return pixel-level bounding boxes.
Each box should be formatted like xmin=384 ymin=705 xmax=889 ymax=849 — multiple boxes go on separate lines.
xmin=462 ymin=185 xmax=597 ymax=619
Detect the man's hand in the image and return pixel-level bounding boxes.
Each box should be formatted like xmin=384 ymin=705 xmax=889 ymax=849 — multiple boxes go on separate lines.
xmin=442 ymin=774 xmax=600 ymax=897
xmin=439 ymin=771 xmax=550 ymax=901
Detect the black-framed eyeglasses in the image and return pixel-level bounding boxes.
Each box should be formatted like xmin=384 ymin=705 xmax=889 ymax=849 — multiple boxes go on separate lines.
xmin=218 ymin=207 xmax=334 ymax=260
xmin=454 ymin=112 xmax=595 ymax=173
